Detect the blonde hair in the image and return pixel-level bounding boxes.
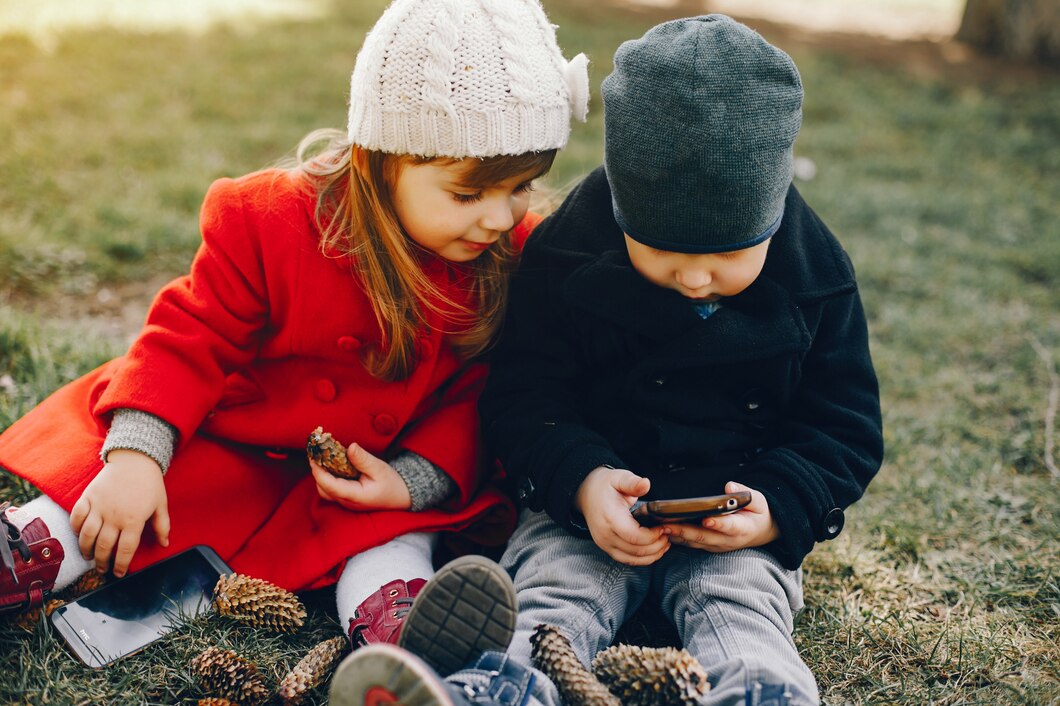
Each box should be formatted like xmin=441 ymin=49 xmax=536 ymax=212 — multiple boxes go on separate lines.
xmin=295 ymin=129 xmax=555 ymax=381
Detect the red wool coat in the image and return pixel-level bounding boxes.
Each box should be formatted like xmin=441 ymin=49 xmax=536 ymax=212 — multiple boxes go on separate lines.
xmin=0 ymin=169 xmax=539 ymax=591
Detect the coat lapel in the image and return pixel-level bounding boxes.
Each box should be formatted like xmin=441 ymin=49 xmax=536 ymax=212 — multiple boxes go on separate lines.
xmin=663 ymin=276 xmax=811 ymax=366
xmin=563 ymin=250 xmax=694 ymax=340
xmin=563 ymin=251 xmax=809 ymax=367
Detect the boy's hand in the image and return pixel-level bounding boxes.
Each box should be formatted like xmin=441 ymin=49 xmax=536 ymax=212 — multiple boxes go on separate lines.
xmin=575 ymin=466 xmax=669 ymax=566
xmin=311 ymin=442 xmax=412 ymax=511
xmin=70 ymin=449 xmax=170 ymax=578
xmin=662 ymin=481 xmax=778 ymax=552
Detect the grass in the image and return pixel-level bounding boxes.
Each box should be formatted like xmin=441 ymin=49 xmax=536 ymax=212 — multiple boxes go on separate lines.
xmin=1 ymin=0 xmax=1059 ymax=704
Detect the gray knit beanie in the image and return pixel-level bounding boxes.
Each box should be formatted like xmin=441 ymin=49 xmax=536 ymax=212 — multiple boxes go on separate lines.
xmin=602 ymin=15 xmax=803 ymax=253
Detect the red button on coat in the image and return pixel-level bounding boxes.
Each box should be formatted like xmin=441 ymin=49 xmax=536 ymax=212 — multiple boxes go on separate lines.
xmin=373 ymin=413 xmax=398 ymax=436
xmin=314 ymin=379 xmax=337 ymax=402
xmin=337 ymin=336 xmax=362 ymax=353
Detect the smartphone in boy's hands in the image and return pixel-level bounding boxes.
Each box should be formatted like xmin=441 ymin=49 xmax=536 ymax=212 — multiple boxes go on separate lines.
xmin=50 ymin=545 xmax=230 ymax=668
xmin=630 ymin=491 xmax=752 ymax=526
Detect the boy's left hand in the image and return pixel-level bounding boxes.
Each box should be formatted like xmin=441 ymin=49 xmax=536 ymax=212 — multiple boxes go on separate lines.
xmin=662 ymin=481 xmax=778 ymax=552
xmin=310 ymin=442 xmax=412 ymax=511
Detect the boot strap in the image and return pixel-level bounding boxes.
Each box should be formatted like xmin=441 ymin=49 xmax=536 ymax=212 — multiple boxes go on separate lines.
xmin=1 ymin=503 xmax=31 ymax=584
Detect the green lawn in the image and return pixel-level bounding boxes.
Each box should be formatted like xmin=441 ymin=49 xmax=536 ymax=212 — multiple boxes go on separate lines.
xmin=1 ymin=1 xmax=1058 ymax=704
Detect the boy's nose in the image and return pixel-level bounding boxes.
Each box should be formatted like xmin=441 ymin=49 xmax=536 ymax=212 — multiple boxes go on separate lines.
xmin=676 ymin=267 xmax=712 ymax=290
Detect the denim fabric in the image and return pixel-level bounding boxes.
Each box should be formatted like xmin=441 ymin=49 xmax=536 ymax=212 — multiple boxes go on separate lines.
xmin=500 ymin=509 xmax=819 ymax=706
xmin=447 ymin=651 xmax=537 ymax=706
xmin=747 ymin=682 xmax=797 ymax=706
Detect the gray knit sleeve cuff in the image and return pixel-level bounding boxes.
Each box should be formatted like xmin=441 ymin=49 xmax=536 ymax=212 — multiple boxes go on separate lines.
xmin=391 ymin=451 xmax=457 ymax=512
xmin=100 ymin=408 xmax=178 ymax=474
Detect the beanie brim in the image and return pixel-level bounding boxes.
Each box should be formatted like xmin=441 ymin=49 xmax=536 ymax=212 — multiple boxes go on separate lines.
xmin=615 ymin=202 xmax=783 ymax=254
xmin=349 ymin=103 xmax=571 ymax=159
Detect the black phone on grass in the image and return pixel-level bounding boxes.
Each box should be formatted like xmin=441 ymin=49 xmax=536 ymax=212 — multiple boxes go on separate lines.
xmin=630 ymin=491 xmax=752 ymax=526
xmin=50 ymin=544 xmax=231 ymax=668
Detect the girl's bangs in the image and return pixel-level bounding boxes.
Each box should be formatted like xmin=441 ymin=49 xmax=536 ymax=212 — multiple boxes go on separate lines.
xmin=418 ymin=150 xmax=557 ymax=189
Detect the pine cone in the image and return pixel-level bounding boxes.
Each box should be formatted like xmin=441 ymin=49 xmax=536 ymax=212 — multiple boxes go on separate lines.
xmin=277 ymin=636 xmax=348 ymax=704
xmin=306 ymin=426 xmax=360 ymax=479
xmin=592 ymin=643 xmax=710 ymax=706
xmin=213 ymin=573 xmax=306 ymax=633
xmin=531 ymin=625 xmax=621 ymax=706
xmin=197 ymin=699 xmax=238 ymax=706
xmin=191 ymin=646 xmax=270 ymax=706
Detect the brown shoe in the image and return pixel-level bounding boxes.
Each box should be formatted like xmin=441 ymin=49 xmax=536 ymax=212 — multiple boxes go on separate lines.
xmin=1 ymin=502 xmax=65 ymax=614
xmin=347 ymin=577 xmax=428 ymax=648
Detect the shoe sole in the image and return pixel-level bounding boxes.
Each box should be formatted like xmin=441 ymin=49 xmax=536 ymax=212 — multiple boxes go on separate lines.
xmin=398 ymin=555 xmax=517 ymax=677
xmin=328 ymin=643 xmax=455 ymax=706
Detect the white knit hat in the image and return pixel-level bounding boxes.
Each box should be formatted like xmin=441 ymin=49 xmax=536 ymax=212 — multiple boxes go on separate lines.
xmin=347 ymin=0 xmax=589 ymax=158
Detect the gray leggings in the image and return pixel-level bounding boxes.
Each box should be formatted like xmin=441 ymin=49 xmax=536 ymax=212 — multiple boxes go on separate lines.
xmin=500 ymin=510 xmax=819 ymax=706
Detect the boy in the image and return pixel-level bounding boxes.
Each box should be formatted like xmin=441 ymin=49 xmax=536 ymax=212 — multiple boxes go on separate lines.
xmin=330 ymin=14 xmax=882 ymax=706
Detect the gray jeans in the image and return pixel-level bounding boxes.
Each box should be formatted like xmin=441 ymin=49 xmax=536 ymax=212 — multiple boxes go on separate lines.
xmin=499 ymin=509 xmax=819 ymax=706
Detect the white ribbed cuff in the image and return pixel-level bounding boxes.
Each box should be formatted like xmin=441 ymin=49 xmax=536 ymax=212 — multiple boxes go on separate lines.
xmin=348 ymin=103 xmax=571 ymax=158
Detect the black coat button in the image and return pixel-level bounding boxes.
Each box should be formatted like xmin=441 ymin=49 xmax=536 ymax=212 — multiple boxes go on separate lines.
xmin=517 ymin=477 xmax=535 ymax=502
xmin=822 ymin=508 xmax=845 ymax=539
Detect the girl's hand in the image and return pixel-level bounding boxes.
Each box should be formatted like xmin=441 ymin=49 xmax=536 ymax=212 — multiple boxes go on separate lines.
xmin=574 ymin=466 xmax=669 ymax=566
xmin=662 ymin=481 xmax=778 ymax=553
xmin=311 ymin=442 xmax=412 ymax=511
xmin=70 ymin=449 xmax=171 ymax=578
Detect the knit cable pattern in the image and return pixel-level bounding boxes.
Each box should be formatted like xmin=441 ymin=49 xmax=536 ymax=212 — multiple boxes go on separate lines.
xmin=420 ymin=0 xmax=461 ymax=116
xmin=347 ymin=0 xmax=581 ymax=158
xmin=482 ymin=0 xmax=538 ymax=104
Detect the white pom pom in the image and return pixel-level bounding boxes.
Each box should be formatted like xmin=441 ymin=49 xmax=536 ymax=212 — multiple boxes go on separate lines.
xmin=794 ymin=156 xmax=817 ymax=181
xmin=564 ymin=52 xmax=590 ymax=122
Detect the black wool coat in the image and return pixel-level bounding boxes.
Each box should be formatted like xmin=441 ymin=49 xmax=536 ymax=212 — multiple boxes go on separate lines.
xmin=480 ymin=167 xmax=884 ymax=569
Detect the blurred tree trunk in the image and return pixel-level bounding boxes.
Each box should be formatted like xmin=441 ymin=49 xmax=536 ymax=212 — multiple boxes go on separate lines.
xmin=957 ymin=0 xmax=1060 ymax=64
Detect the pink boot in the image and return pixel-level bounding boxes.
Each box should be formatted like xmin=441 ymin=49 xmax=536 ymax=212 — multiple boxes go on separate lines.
xmin=347 ymin=577 xmax=427 ymax=648
xmin=1 ymin=502 xmax=65 ymax=614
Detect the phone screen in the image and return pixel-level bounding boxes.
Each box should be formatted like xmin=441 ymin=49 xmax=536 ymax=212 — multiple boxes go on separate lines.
xmin=50 ymin=545 xmax=230 ymax=668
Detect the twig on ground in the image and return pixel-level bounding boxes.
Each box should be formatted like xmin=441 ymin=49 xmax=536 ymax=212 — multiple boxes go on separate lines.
xmin=1029 ymin=334 xmax=1059 ymax=480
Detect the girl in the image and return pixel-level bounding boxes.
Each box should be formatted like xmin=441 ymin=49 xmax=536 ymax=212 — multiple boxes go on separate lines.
xmin=0 ymin=0 xmax=588 ymax=652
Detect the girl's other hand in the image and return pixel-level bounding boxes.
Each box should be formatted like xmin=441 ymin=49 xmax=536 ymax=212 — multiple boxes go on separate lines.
xmin=70 ymin=449 xmax=170 ymax=578
xmin=574 ymin=466 xmax=669 ymax=566
xmin=662 ymin=481 xmax=778 ymax=553
xmin=310 ymin=442 xmax=412 ymax=511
